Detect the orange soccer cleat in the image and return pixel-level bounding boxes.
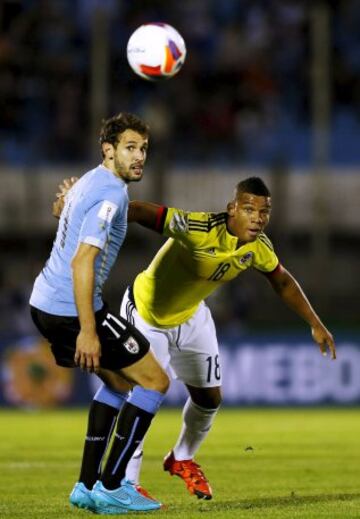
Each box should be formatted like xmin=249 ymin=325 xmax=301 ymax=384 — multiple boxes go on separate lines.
xmin=135 ymin=485 xmax=157 ymax=501
xmin=136 ymin=485 xmax=167 ymax=510
xmin=163 ymin=451 xmax=213 ymax=500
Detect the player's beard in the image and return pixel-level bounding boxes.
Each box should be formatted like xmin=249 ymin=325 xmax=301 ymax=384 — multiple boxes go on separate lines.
xmin=114 ymin=156 xmax=143 ymax=183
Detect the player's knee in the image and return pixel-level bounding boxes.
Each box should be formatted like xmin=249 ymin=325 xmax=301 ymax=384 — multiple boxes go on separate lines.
xmin=191 ymin=387 xmax=222 ymax=409
xmin=141 ymin=368 xmax=170 ymax=394
xmin=203 ymin=391 xmax=222 ymax=409
xmin=151 ymin=369 xmax=170 ymax=394
xmin=98 ymin=369 xmax=132 ymax=393
xmin=211 ymin=391 xmax=222 ymax=409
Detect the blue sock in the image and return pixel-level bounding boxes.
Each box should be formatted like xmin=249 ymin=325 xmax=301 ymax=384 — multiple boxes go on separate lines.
xmin=94 ymin=384 xmax=128 ymax=410
xmin=127 ymin=386 xmax=165 ymax=415
xmin=101 ymin=389 xmax=165 ymax=490
xmin=79 ymin=385 xmax=128 ymax=489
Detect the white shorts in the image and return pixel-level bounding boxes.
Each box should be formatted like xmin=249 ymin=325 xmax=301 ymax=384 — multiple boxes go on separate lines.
xmin=120 ymin=287 xmax=222 ymax=388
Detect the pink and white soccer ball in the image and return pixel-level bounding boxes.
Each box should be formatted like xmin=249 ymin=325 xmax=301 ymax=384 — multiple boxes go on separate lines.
xmin=127 ymin=23 xmax=186 ymax=80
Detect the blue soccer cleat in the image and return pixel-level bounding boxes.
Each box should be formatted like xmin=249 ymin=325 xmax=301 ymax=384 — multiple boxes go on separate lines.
xmin=91 ymin=478 xmax=162 ymax=514
xmin=69 ymin=481 xmax=96 ymax=511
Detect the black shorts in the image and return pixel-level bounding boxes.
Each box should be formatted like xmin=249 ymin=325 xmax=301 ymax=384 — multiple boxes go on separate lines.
xmin=30 ymin=304 xmax=150 ymax=370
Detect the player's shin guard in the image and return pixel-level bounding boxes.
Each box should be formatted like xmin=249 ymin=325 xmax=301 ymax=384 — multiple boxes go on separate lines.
xmin=173 ymin=397 xmax=220 ymax=460
xmin=101 ymin=387 xmax=165 ymax=490
xmin=79 ymin=385 xmax=127 ymax=489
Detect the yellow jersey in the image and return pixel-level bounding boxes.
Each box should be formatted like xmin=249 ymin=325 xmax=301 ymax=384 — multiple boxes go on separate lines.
xmin=133 ymin=207 xmax=279 ymax=328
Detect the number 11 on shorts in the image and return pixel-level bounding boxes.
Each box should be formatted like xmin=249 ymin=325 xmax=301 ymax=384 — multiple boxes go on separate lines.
xmin=102 ymin=313 xmax=126 ymax=338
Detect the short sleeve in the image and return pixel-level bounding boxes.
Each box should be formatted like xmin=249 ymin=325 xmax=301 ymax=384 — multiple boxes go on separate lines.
xmin=162 ymin=207 xmax=213 ymax=247
xmin=79 ymin=192 xmax=125 ymax=249
xmin=163 ymin=208 xmax=189 ymax=236
xmin=252 ymin=233 xmax=279 ymax=273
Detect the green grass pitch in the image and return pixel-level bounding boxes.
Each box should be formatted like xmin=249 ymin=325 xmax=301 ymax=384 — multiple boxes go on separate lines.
xmin=1 ymin=408 xmax=359 ymax=518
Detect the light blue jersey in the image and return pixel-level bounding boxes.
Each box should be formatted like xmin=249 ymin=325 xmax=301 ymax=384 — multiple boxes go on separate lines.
xmin=30 ymin=165 xmax=128 ymax=316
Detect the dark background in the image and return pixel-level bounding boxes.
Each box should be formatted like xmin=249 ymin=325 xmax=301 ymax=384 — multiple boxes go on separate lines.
xmin=0 ymin=0 xmax=359 ymax=343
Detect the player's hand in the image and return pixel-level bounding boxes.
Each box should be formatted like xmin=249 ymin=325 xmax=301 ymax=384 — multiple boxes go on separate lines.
xmin=57 ymin=176 xmax=78 ymax=197
xmin=52 ymin=177 xmax=79 ymax=219
xmin=52 ymin=197 xmax=65 ymax=218
xmin=74 ymin=330 xmax=102 ymax=374
xmin=311 ymin=323 xmax=336 ymax=360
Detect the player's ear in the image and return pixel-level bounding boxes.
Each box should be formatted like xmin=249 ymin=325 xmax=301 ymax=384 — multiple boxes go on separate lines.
xmin=102 ymin=142 xmax=114 ymax=160
xmin=227 ymin=200 xmax=235 ymax=216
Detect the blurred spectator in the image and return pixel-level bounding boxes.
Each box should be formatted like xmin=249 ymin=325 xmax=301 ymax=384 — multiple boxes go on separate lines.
xmin=0 ymin=274 xmax=36 ymax=338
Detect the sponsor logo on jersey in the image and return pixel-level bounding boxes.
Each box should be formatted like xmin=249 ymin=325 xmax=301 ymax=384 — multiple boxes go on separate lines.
xmin=239 ymin=252 xmax=253 ymax=264
xmin=124 ymin=336 xmax=140 ymax=354
xmin=98 ymin=200 xmax=118 ymax=222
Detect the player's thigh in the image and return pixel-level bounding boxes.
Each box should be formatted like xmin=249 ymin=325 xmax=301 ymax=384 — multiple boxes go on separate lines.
xmin=120 ymin=287 xmax=172 ymax=369
xmin=97 ymin=368 xmax=132 ymax=392
xmin=98 ymin=351 xmax=169 ymax=394
xmin=119 ymin=350 xmax=169 ymax=393
xmin=170 ymin=304 xmax=222 ymax=388
xmin=97 ymin=308 xmax=150 ymax=370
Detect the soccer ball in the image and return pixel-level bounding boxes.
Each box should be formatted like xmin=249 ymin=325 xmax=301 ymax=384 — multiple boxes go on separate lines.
xmin=127 ymin=23 xmax=186 ymax=81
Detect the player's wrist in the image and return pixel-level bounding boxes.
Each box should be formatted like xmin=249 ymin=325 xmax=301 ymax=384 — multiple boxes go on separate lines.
xmin=79 ymin=323 xmax=97 ymax=335
xmin=309 ymin=316 xmax=322 ymax=329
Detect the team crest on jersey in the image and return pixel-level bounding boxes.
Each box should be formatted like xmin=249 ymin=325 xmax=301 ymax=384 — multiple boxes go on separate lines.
xmin=124 ymin=336 xmax=140 ymax=354
xmin=239 ymin=252 xmax=253 ymax=264
xmin=169 ymin=212 xmax=188 ymax=233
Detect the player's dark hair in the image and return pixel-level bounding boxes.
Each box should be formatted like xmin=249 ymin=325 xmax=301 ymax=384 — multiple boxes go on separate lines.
xmin=235 ymin=177 xmax=271 ymax=198
xmin=99 ymin=112 xmax=149 ymax=157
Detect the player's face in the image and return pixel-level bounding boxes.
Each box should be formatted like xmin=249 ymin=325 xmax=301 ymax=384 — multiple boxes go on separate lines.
xmin=227 ymin=192 xmax=271 ymax=243
xmin=105 ymin=129 xmax=149 ymax=183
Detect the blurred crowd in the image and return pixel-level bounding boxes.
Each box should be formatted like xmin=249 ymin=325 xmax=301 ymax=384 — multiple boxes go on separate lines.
xmin=1 ymin=0 xmax=360 ymax=166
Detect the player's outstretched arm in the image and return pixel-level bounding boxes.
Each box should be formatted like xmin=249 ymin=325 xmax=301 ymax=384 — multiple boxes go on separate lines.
xmin=128 ymin=200 xmax=163 ymax=231
xmin=265 ymin=264 xmax=336 ymax=360
xmin=52 ymin=181 xmax=164 ymax=232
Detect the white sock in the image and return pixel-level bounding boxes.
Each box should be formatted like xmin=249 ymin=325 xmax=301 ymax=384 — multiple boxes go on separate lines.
xmin=125 ymin=439 xmax=144 ymax=485
xmin=173 ymin=398 xmax=219 ymax=460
